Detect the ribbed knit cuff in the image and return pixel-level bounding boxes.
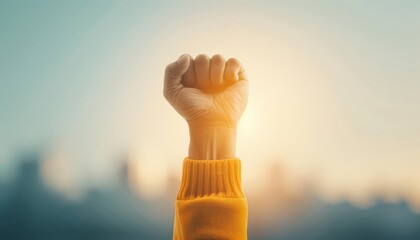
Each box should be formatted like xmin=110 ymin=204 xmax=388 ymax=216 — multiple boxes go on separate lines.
xmin=177 ymin=158 xmax=244 ymax=200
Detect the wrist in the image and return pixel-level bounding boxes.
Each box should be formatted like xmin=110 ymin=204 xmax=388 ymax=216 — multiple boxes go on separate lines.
xmin=188 ymin=124 xmax=237 ymax=160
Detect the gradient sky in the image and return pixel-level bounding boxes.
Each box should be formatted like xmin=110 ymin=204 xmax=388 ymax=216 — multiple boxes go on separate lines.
xmin=1 ymin=0 xmax=419 ymax=205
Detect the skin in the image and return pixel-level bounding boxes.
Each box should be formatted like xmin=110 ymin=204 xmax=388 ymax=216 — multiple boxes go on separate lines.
xmin=164 ymin=54 xmax=248 ymax=160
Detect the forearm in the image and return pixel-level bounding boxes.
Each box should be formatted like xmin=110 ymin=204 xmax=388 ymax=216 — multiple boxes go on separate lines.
xmin=174 ymin=125 xmax=247 ymax=240
xmin=188 ymin=125 xmax=237 ymax=160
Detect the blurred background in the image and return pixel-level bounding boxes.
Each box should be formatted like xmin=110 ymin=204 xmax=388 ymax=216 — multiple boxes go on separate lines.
xmin=1 ymin=0 xmax=420 ymax=239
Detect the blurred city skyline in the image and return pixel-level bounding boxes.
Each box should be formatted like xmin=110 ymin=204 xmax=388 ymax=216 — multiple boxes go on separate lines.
xmin=11 ymin=144 xmax=420 ymax=214
xmin=1 ymin=149 xmax=419 ymax=239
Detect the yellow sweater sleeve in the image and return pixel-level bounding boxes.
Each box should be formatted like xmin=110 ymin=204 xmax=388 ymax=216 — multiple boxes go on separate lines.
xmin=173 ymin=158 xmax=248 ymax=240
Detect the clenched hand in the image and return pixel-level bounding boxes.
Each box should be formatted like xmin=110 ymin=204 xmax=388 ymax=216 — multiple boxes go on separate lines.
xmin=164 ymin=54 xmax=248 ymax=129
xmin=163 ymin=54 xmax=248 ymax=160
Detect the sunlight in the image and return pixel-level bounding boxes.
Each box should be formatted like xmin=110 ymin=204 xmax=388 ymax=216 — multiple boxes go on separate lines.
xmin=128 ymin=148 xmax=168 ymax=200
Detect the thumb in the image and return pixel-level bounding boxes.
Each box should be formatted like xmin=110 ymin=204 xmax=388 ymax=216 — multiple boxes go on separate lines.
xmin=225 ymin=79 xmax=249 ymax=107
xmin=163 ymin=55 xmax=191 ymax=100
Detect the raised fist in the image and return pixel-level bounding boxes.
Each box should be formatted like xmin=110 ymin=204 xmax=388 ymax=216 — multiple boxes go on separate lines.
xmin=163 ymin=54 xmax=248 ymax=129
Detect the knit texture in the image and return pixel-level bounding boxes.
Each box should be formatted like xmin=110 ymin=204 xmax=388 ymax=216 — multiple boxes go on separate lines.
xmin=173 ymin=158 xmax=248 ymax=240
xmin=177 ymin=158 xmax=244 ymax=200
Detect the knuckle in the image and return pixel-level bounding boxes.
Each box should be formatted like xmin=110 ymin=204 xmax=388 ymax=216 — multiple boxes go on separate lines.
xmin=211 ymin=54 xmax=225 ymax=63
xmin=195 ymin=54 xmax=210 ymax=62
xmin=227 ymin=58 xmax=240 ymax=66
xmin=165 ymin=63 xmax=173 ymax=73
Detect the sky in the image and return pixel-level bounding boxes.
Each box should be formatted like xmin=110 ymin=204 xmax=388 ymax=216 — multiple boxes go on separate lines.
xmin=0 ymin=0 xmax=419 ymax=207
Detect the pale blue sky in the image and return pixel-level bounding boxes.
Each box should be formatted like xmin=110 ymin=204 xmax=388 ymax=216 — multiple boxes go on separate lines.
xmin=1 ymin=0 xmax=419 ymax=203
